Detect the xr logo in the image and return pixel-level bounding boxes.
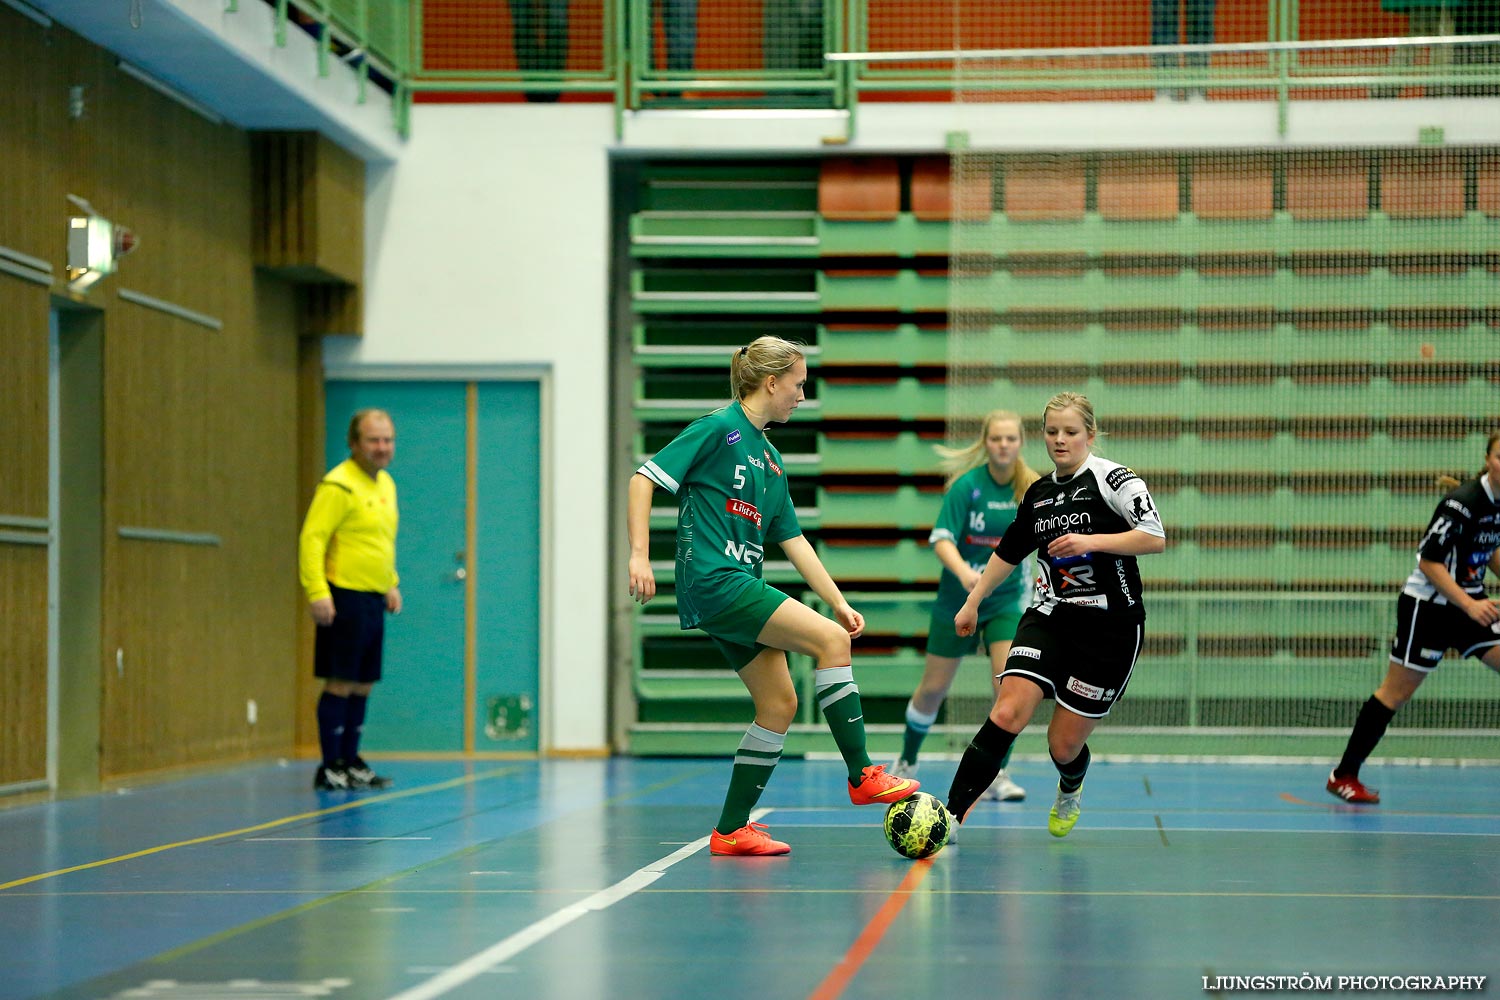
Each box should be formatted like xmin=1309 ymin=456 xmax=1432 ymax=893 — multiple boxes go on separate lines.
xmin=1057 ymin=565 xmax=1095 ymax=589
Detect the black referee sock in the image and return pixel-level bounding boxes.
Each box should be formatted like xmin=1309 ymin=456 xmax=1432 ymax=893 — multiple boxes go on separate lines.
xmin=1053 ymin=744 xmax=1091 ymax=794
xmin=340 ymin=695 xmax=368 ymax=764
xmin=316 ymin=692 xmax=348 ymax=768
xmin=947 ymin=718 xmax=1018 ymax=822
xmin=1335 ymin=695 xmax=1396 ymax=779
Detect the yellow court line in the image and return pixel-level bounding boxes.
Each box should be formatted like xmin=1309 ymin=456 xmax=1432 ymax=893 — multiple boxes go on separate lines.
xmin=0 ymin=766 xmax=519 ymax=893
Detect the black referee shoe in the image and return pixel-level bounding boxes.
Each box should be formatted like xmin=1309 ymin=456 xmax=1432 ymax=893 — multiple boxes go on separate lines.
xmin=346 ymin=757 xmax=393 ymax=790
xmin=313 ymin=763 xmax=351 ymax=791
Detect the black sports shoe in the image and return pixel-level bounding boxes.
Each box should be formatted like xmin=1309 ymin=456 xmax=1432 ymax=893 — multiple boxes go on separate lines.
xmin=345 ymin=757 xmax=392 ymax=789
xmin=314 ymin=763 xmax=351 ymax=791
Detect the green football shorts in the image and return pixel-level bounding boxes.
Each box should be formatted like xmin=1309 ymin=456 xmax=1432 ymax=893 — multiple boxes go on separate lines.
xmin=925 ymin=603 xmax=1023 ymax=659
xmin=698 ymin=578 xmax=791 ymax=670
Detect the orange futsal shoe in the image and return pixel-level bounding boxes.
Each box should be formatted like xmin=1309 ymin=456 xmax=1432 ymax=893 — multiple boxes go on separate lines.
xmin=1326 ymin=771 xmax=1380 ymax=804
xmin=848 ymin=764 xmax=920 ymax=806
xmin=710 ymin=821 xmax=791 ymax=856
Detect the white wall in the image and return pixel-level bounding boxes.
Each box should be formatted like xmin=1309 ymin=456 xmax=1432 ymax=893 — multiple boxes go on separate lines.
xmin=335 ymin=104 xmax=616 ymax=752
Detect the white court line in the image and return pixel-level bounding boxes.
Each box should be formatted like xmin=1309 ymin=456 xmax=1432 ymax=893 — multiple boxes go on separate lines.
xmin=384 ymin=808 xmax=771 ymax=1000
xmin=247 ymin=837 xmax=434 ymax=842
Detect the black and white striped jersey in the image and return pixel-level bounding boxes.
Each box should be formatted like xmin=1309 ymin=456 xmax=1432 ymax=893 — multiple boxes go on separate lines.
xmin=995 ymin=454 xmax=1165 ymax=620
xmin=1402 ymin=474 xmax=1500 ymax=604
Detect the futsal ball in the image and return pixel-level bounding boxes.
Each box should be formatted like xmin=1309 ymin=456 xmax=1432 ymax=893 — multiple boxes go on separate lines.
xmin=883 ymin=792 xmax=951 ymax=860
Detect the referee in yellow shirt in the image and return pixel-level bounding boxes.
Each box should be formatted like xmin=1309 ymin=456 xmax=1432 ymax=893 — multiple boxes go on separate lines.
xmin=299 ymin=408 xmax=402 ymax=791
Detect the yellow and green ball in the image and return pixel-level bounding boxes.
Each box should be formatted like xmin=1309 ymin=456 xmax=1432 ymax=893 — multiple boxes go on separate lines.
xmin=882 ymin=791 xmax=951 ymax=860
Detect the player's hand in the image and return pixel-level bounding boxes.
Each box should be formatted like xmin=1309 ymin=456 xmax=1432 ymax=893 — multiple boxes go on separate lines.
xmin=954 ymin=604 xmax=978 ymax=637
xmin=832 ymin=602 xmax=865 ymax=639
xmin=1047 ymin=533 xmax=1093 ymax=559
xmin=1462 ymin=597 xmax=1500 ymax=627
xmin=385 ymin=587 xmax=402 ymax=615
xmin=628 ymin=554 xmax=656 ymax=605
xmin=309 ymin=598 xmax=335 ymax=626
xmin=959 ymin=567 xmax=982 ymax=592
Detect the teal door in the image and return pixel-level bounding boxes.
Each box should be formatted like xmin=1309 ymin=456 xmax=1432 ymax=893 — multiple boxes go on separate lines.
xmin=324 ymin=379 xmax=541 ymax=753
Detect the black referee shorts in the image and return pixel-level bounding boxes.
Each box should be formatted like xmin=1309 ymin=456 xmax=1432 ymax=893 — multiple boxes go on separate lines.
xmin=314 ymin=584 xmax=386 ymax=683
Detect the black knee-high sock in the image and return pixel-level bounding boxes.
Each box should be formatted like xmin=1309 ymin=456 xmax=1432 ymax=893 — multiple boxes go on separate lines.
xmin=1335 ymin=695 xmax=1396 ymax=779
xmin=340 ymin=695 xmax=368 ymax=763
xmin=947 ymin=718 xmax=1018 ymax=822
xmin=1053 ymin=744 xmax=1091 ymax=794
xmin=316 ymin=692 xmax=348 ymax=767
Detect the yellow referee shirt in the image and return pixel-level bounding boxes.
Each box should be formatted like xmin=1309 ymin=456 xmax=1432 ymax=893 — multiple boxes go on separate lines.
xmin=298 ymin=458 xmax=400 ymax=603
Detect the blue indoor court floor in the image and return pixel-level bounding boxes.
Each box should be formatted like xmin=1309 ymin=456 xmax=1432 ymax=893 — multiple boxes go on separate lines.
xmin=2 ymin=757 xmax=1497 ymax=1000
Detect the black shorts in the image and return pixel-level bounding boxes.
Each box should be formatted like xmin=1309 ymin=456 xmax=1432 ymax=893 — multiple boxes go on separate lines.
xmin=314 ymin=584 xmax=386 ymax=683
xmin=1389 ymin=591 xmax=1500 ymax=673
xmin=1002 ymin=603 xmax=1144 ymax=718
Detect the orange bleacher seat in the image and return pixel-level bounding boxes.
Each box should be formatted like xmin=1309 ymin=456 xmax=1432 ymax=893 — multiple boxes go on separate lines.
xmin=1476 ymin=156 xmax=1500 ymax=217
xmin=1003 ymin=157 xmax=1086 ymax=221
xmin=1381 ymin=151 xmax=1464 ymax=219
xmin=911 ymin=157 xmax=993 ymax=222
xmin=1192 ymin=155 xmax=1274 ymax=220
xmin=818 ymin=157 xmax=901 ymax=221
xmin=1287 ymin=154 xmax=1371 ymax=221
xmin=1097 ymin=156 xmax=1179 ymax=221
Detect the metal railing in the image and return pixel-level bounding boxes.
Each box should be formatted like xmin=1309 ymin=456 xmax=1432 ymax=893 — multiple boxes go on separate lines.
xmin=403 ymin=0 xmax=1500 ymax=116
xmin=234 ymin=0 xmax=1500 ymax=142
xmin=229 ymin=0 xmax=412 ymax=134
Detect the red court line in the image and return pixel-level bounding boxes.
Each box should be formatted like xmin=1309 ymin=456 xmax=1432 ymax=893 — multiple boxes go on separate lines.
xmin=807 ymin=857 xmax=937 ymax=1000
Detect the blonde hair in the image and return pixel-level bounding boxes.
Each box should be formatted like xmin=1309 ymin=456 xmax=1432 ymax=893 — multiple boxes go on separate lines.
xmin=347 ymin=408 xmax=394 ymax=446
xmin=729 ymin=335 xmax=806 ymax=400
xmin=1043 ymin=391 xmax=1100 ymax=440
xmin=936 ymin=409 xmax=1040 ymax=502
xmin=1437 ymin=430 xmax=1500 ymax=491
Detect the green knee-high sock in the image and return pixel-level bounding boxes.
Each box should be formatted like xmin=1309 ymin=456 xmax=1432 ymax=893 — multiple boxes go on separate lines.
xmin=715 ymin=723 xmax=785 ymax=834
xmin=900 ymin=700 xmax=939 ymax=764
xmin=816 ymin=665 xmax=872 ymax=781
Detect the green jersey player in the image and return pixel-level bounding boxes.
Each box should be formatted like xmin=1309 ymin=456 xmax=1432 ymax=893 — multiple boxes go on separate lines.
xmin=627 ymin=336 xmax=920 ymax=856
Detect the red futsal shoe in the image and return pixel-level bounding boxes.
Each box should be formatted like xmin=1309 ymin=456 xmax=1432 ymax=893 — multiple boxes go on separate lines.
xmin=848 ymin=764 xmax=920 ymax=805
xmin=710 ymin=822 xmax=791 ymax=856
xmin=1326 ymin=771 xmax=1380 ymax=804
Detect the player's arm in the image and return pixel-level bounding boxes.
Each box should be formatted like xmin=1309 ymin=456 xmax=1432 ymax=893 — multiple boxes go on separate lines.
xmin=1064 ymin=472 xmax=1167 ymax=558
xmin=1418 ymin=557 xmax=1499 ymax=626
xmin=627 ymin=473 xmax=658 ymax=605
xmin=932 ymin=539 xmax=979 ymax=590
xmin=929 ymin=484 xmax=980 ymax=589
xmin=779 ymin=534 xmax=864 ymax=638
xmin=955 ymin=553 xmax=1018 ymax=636
xmin=1048 ymin=529 xmax=1166 ymax=559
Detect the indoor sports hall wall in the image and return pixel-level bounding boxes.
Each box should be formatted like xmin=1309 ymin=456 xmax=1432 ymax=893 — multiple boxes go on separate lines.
xmin=0 ymin=10 xmax=322 ymax=787
xmin=350 ymin=103 xmax=617 ymax=752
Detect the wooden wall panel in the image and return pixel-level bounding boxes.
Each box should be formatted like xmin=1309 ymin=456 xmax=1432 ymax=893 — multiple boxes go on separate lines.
xmin=98 ymin=86 xmax=299 ymax=778
xmin=0 ymin=10 xmax=63 ymax=789
xmin=0 ymin=8 xmax=67 ymax=269
xmin=0 ymin=282 xmax=50 ymax=789
xmin=0 ymin=546 xmax=48 ymax=786
xmin=252 ymin=132 xmax=365 ymax=287
xmin=2 ymin=9 xmax=310 ymax=782
xmin=0 ymin=285 xmax=51 ymax=525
